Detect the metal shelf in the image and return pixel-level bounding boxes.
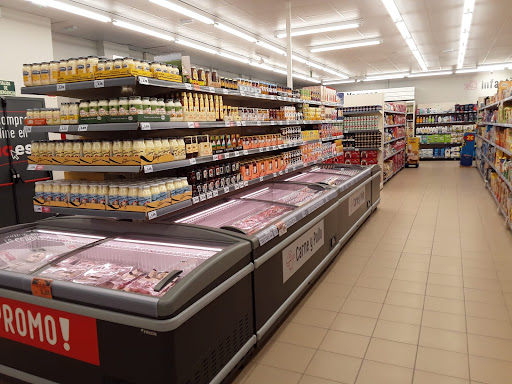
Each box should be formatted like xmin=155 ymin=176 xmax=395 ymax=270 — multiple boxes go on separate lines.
xmin=478 ymin=95 xmax=512 ymax=111
xmin=27 ymin=164 xmax=140 ymax=173
xmin=33 ymin=154 xmax=339 ymax=221
xmin=420 ymin=157 xmax=460 ymax=160
xmin=415 ymin=121 xmax=476 ymax=126
xmin=344 ymin=147 xmax=380 ymax=151
xmin=476 ymin=134 xmax=512 ymax=156
xmin=343 ymin=110 xmax=382 ymax=116
xmin=479 ymin=169 xmax=512 ymax=232
xmin=384 ymin=124 xmax=406 ymax=128
xmin=420 ymin=142 xmax=463 ymax=146
xmin=24 ymin=119 xmax=342 ymax=133
xmin=417 ymin=111 xmax=475 ymax=116
xmin=384 ymin=148 xmax=405 ymax=161
xmin=20 ymin=77 xmax=343 ymax=107
xmin=384 ymin=110 xmax=407 ymax=115
xmin=384 ymin=136 xmax=407 ymax=145
xmin=477 ymin=122 xmax=512 ymax=128
xmin=383 ymin=164 xmax=405 ymax=183
xmin=344 ymin=129 xmax=381 ymax=133
xmin=482 ymin=155 xmax=512 ymax=191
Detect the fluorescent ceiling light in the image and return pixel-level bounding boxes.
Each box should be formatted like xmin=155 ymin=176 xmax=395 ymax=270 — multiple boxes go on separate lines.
xmin=408 ymin=70 xmax=453 ymax=78
xmin=175 ymin=39 xmax=218 ymax=55
xmin=323 ymin=79 xmax=357 ymax=85
xmin=380 ymin=0 xmax=402 ymax=22
xmin=214 ymin=23 xmax=257 ymax=43
xmin=293 ymin=73 xmax=321 ymax=83
xmin=457 ymin=0 xmax=475 ymax=68
xmin=456 ymin=63 xmax=512 ymax=74
xmin=291 ymin=55 xmax=308 ymax=64
xmin=275 ymin=20 xmax=363 ymax=38
xmin=310 ymin=39 xmax=382 ymax=53
xmin=112 ymin=20 xmax=174 ymax=41
xmin=256 ymin=41 xmax=287 ymax=55
xmin=395 ymin=21 xmax=411 ymax=39
xmin=364 ymin=73 xmax=408 ymax=81
xmin=412 ymin=50 xmax=428 ymax=71
xmin=149 ymin=0 xmax=214 ymax=24
xmin=456 ymin=68 xmax=479 ymax=74
xmin=219 ymin=52 xmax=250 ymax=64
xmin=28 ymin=0 xmax=111 ymax=22
xmin=291 ymin=55 xmax=349 ymax=79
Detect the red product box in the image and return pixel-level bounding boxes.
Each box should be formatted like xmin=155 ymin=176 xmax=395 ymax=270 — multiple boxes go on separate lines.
xmin=360 ymin=150 xmax=378 ymax=159
xmin=345 ymin=158 xmax=361 ymax=165
xmin=361 ymin=158 xmax=378 ymax=165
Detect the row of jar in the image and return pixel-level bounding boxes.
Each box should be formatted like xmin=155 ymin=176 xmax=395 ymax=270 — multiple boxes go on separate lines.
xmin=35 ymin=178 xmax=190 ymax=207
xmin=77 ymin=97 xmax=184 ymax=119
xmin=31 ymin=138 xmax=187 ymax=159
xmin=23 ymin=57 xmax=180 ymax=86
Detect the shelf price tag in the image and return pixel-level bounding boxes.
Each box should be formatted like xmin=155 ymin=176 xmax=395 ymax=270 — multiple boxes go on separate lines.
xmin=234 ymin=151 xmax=240 ymax=157
xmin=24 ymin=126 xmax=32 ymax=133
xmin=224 ymin=187 xmax=230 ymax=194
xmin=272 ymin=146 xmax=278 ymax=151
xmin=278 ymin=171 xmax=284 ymax=175
xmin=31 ymin=278 xmax=53 ymax=299
xmin=59 ymin=125 xmax=69 ymax=132
xmin=148 ymin=211 xmax=158 ymax=220
xmin=187 ymin=122 xmax=196 ymax=128
xmin=270 ymin=121 xmax=276 ymax=125
xmin=276 ymin=221 xmax=287 ymax=236
xmin=189 ymin=158 xmax=197 ymax=165
xmin=234 ymin=183 xmax=240 ymax=190
xmin=212 ymin=154 xmax=219 ymax=161
xmin=208 ymin=87 xmax=215 ymax=93
xmin=138 ymin=77 xmax=149 ymax=85
xmin=144 ymin=165 xmax=153 ymax=173
xmin=243 ymin=150 xmax=249 ymax=155
xmin=140 ymin=122 xmax=151 ymax=130
xmin=206 ymin=192 xmax=213 ymax=199
xmin=259 ymin=176 xmax=264 ymax=182
xmin=259 ymin=148 xmax=264 ymax=153
xmin=56 ymin=83 xmax=66 ymax=91
xmin=199 ymin=194 xmax=206 ymax=201
xmin=77 ymin=124 xmax=88 ymax=132
xmin=212 ymin=190 xmax=219 ymax=197
xmin=224 ymin=121 xmax=231 ymax=127
xmin=93 ymin=80 xmax=104 ymax=88
xmin=193 ymin=84 xmax=201 ymax=91
xmin=256 ymin=121 xmax=262 ymax=126
xmin=185 ymin=83 xmax=193 ymax=90
xmin=243 ymin=181 xmax=248 ymax=187
xmin=27 ymin=164 xmax=36 ymax=171
xmin=241 ymin=121 xmax=247 ymax=126
xmin=222 ymin=89 xmax=229 ymax=94
xmin=224 ymin=153 xmax=230 ymax=159
xmin=42 ymin=206 xmax=51 ymax=213
xmin=192 ymin=196 xmax=199 ymax=204
xmin=33 ymin=205 xmax=42 ymax=213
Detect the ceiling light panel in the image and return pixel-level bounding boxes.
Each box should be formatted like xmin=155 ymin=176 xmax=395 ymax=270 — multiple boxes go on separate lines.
xmin=275 ymin=20 xmax=363 ymax=38
xmin=29 ymin=0 xmax=111 ymax=22
xmin=256 ymin=41 xmax=287 ymax=56
xmin=214 ymin=23 xmax=257 ymax=43
xmin=457 ymin=0 xmax=476 ymax=69
xmin=364 ymin=72 xmax=408 ymax=81
xmin=323 ymin=79 xmax=357 ymax=85
xmin=408 ymin=71 xmax=453 ymax=78
xmin=112 ymin=20 xmax=174 ymax=41
xmin=379 ymin=0 xmax=428 ymax=72
xmin=149 ymin=0 xmax=214 ymax=24
xmin=310 ymin=39 xmax=382 ymax=53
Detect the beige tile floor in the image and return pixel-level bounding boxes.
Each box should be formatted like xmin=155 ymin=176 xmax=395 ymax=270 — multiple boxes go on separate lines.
xmin=234 ymin=161 xmax=512 ymax=384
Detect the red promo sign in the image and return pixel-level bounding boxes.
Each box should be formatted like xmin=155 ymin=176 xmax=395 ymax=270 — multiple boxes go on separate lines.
xmin=0 ymin=297 xmax=99 ymax=366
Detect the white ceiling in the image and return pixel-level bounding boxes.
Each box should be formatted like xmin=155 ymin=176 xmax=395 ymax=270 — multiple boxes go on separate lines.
xmin=1 ymin=0 xmax=511 ymax=83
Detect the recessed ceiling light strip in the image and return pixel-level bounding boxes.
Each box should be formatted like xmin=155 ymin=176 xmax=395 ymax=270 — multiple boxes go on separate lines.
xmin=28 ymin=0 xmax=111 ymax=22
xmin=149 ymin=0 xmax=214 ymax=24
xmin=457 ymin=0 xmax=475 ymax=69
xmin=112 ymin=20 xmax=175 ymax=41
xmin=380 ymin=0 xmax=427 ymax=71
xmin=310 ymin=39 xmax=382 ymax=53
xmin=275 ymin=20 xmax=363 ymax=38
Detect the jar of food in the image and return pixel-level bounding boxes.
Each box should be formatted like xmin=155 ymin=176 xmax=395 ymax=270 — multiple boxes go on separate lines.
xmin=49 ymin=61 xmax=59 ymax=84
xmin=175 ymin=99 xmax=183 ymax=120
xmin=72 ymin=141 xmax=83 ymax=157
xmin=153 ymin=138 xmax=163 ymax=157
xmin=54 ymin=141 xmax=64 ymax=156
xmin=114 ymin=58 xmax=123 ymax=70
xmin=118 ymin=185 xmax=129 ymax=207
xmin=190 ymin=66 xmax=198 ymax=81
xmin=150 ymin=62 xmax=162 ymax=75
xmin=92 ymin=141 xmax=102 ymax=157
xmin=68 ymin=102 xmax=79 ymax=124
xmin=88 ymin=184 xmax=99 ymax=204
xmin=26 ymin=109 xmax=34 ymax=120
xmin=38 ymin=141 xmax=48 ymax=157
xmin=118 ymin=97 xmax=129 ymax=115
xmin=122 ymin=140 xmax=133 ymax=156
xmin=39 ymin=62 xmax=50 ymax=85
xmin=97 ymin=60 xmax=106 ymax=72
xmin=212 ymin=70 xmax=218 ymax=83
xmin=158 ymin=182 xmax=167 ymax=200
xmin=60 ymin=103 xmax=69 ymax=124
xmin=46 ymin=141 xmax=56 ymax=157
xmin=63 ymin=141 xmax=73 ymax=157
xmin=108 ymin=99 xmax=119 ymax=116
xmin=101 ymin=141 xmax=112 ymax=157
xmin=34 ymin=181 xmax=45 ymax=201
xmin=108 ymin=185 xmax=119 ymax=206
xmin=82 ymin=141 xmax=92 ymax=157
xmin=45 ymin=109 xmax=53 ymax=125
xmin=67 ymin=58 xmax=77 ymax=75
xmin=138 ymin=186 xmax=151 ymax=207
xmin=98 ymin=99 xmax=109 ymax=116
xmin=157 ymin=98 xmax=165 ymax=114
xmin=52 ymin=108 xmax=60 ymax=125
xmin=177 ymin=138 xmax=186 ymax=160
xmin=77 ymin=57 xmax=87 ymax=75
xmin=150 ymin=97 xmax=158 ymax=114
xmin=122 ymin=57 xmax=135 ymax=71
xmin=169 ymin=138 xmax=179 ymax=157
xmin=165 ymin=180 xmax=175 ymax=198
xmin=97 ymin=184 xmax=108 ymax=205
xmin=142 ymin=97 xmax=151 ymax=114
xmin=105 ymin=60 xmax=114 ymax=71
xmin=166 ymin=99 xmax=175 ymax=119
xmin=132 ymin=139 xmax=146 ymax=157
xmin=198 ymin=68 xmax=205 ymax=82
xmin=88 ymin=100 xmax=98 ymax=117
xmin=129 ymin=96 xmax=142 ymax=115
xmin=134 ymin=60 xmax=142 ymax=71
xmin=31 ymin=63 xmax=41 ymax=86
xmin=161 ymin=64 xmax=169 ymax=74
xmin=142 ymin=60 xmax=150 ymax=72
xmin=59 ymin=60 xmax=68 ymax=77
xmin=112 ymin=140 xmax=123 ymax=157
xmin=86 ymin=56 xmax=99 ymax=73
xmin=161 ymin=138 xmax=171 ymax=155
xmin=144 ymin=139 xmax=155 ymax=157
xmin=79 ymin=100 xmax=90 ymax=118
xmin=22 ymin=64 xmax=32 ymax=86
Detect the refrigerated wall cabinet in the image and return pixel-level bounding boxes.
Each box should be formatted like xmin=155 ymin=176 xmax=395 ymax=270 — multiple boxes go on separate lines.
xmin=0 ymin=164 xmax=380 ymax=384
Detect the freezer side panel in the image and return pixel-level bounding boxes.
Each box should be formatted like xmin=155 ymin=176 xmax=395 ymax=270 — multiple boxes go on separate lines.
xmin=338 ymin=179 xmax=373 ymax=246
xmin=253 ymin=201 xmax=338 ymax=334
xmin=371 ymin=165 xmax=381 ymax=206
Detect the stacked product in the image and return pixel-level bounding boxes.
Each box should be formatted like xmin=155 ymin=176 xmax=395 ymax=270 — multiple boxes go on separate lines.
xmin=416 ymin=124 xmax=475 ymax=134
xmin=343 ymin=132 xmax=382 ymax=149
xmin=343 ymin=105 xmax=381 ymax=113
xmin=344 ymin=116 xmax=379 ymax=130
xmin=384 ymin=102 xmax=407 ymax=113
xmin=385 ymin=114 xmax=406 ymax=126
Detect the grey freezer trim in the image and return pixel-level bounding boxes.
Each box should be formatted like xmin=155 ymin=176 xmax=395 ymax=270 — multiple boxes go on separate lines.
xmin=256 ymin=198 xmax=380 ymax=340
xmin=0 ymin=263 xmax=254 ymax=332
xmin=0 ymin=364 xmax=58 ymax=384
xmin=210 ymin=335 xmax=257 ymax=384
xmin=254 ymin=175 xmax=376 ymax=269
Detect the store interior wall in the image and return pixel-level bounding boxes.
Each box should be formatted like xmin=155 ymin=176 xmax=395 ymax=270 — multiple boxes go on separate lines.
xmin=335 ymin=70 xmax=512 ymax=105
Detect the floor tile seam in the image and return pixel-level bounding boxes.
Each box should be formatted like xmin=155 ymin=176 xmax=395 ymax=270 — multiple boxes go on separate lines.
xmin=458 ymin=234 xmax=473 ymax=384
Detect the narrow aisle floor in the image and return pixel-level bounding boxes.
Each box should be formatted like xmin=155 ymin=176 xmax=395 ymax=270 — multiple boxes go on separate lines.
xmin=234 ymin=161 xmax=512 ymax=384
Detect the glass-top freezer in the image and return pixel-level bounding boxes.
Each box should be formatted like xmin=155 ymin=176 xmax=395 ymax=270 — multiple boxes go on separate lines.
xmin=285 ymin=172 xmax=352 ymax=186
xmin=36 ymin=238 xmax=220 ymax=297
xmin=175 ymin=199 xmax=294 ymax=235
xmin=309 ymin=166 xmax=365 ymax=177
xmin=0 ymin=228 xmax=104 ymax=274
xmin=231 ymin=182 xmax=329 ymax=207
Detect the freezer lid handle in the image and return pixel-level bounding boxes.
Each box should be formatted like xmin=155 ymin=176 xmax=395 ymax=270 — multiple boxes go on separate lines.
xmin=153 ymin=270 xmax=182 ymax=292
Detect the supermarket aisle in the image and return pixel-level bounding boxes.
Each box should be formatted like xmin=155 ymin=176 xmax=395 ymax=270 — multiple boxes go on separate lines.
xmin=234 ymin=161 xmax=512 ymax=384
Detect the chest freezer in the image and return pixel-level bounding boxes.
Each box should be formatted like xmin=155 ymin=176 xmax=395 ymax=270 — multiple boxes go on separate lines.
xmin=0 ymin=217 xmax=255 ymax=384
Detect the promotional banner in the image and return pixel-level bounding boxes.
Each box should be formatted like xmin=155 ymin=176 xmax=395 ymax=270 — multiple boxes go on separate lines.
xmin=406 ymin=137 xmax=420 ymax=167
xmin=460 ymin=132 xmax=476 ymax=167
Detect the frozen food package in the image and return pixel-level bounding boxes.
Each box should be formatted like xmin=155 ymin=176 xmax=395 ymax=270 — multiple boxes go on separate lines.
xmin=123 ymin=269 xmax=181 ymax=297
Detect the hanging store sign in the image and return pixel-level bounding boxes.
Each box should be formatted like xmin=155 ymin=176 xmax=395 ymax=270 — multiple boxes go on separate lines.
xmin=282 ymin=220 xmax=324 ymax=283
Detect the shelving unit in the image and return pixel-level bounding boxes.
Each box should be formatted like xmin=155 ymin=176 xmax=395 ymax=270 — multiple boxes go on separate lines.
xmin=383 ymin=164 xmax=405 ymax=183
xmin=384 ymin=148 xmax=405 ymax=161
xmin=478 ymin=95 xmax=512 ymax=111
xmin=478 ymin=122 xmax=512 ymax=129
xmin=383 ymin=104 xmax=407 ymax=181
xmin=22 ymin=76 xmax=345 ymax=221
